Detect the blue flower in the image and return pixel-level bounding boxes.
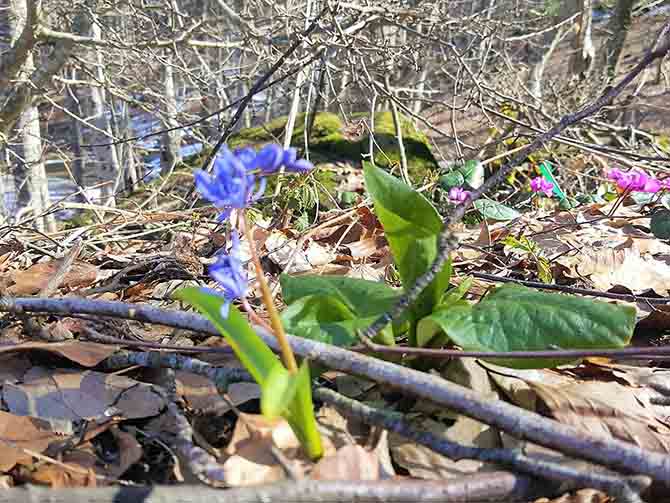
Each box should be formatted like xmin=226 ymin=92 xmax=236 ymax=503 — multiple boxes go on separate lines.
xmin=207 ymin=231 xmax=247 ymax=318
xmin=194 ymin=148 xmax=266 ymax=221
xmin=282 ymin=147 xmax=314 ymax=173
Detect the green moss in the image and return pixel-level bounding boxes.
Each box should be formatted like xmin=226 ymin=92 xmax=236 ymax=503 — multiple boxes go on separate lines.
xmin=228 ymin=111 xmax=438 ymax=181
xmin=228 ymin=112 xmax=343 ymax=150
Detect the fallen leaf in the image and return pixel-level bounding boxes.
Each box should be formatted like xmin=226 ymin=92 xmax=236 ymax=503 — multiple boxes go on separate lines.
xmin=531 ymin=381 xmax=670 ymax=453
xmin=3 ymin=368 xmax=165 ymax=424
xmin=0 ymin=412 xmax=63 ymax=471
xmin=9 ymin=260 xmax=97 ymax=295
xmin=0 ymin=341 xmax=118 ymax=367
xmin=311 ymin=445 xmax=379 ymax=480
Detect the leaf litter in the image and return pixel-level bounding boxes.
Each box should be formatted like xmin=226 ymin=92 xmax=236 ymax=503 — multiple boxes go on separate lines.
xmin=2 ymin=171 xmax=670 ymax=501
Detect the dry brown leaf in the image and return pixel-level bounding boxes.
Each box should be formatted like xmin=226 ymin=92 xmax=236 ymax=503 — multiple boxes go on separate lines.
xmin=0 ymin=355 xmax=32 ymax=383
xmin=563 ymin=246 xmax=670 ymax=294
xmin=266 ymin=231 xmax=334 ymax=273
xmin=390 ymin=412 xmax=500 ymax=479
xmin=311 ymin=445 xmax=379 ymax=480
xmin=8 ymin=260 xmax=97 ymax=295
xmin=0 ymin=341 xmax=118 ymax=367
xmin=3 ymin=368 xmax=165 ymax=423
xmin=222 ymin=413 xmax=313 ymax=486
xmin=28 ymin=428 xmax=139 ymax=489
xmin=531 ymin=381 xmax=670 ymax=453
xmin=0 ymin=412 xmax=63 ymax=471
xmin=176 ymin=373 xmax=260 ymax=413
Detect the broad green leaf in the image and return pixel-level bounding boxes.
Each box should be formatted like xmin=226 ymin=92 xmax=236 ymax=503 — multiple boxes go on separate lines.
xmin=261 ymin=362 xmax=297 ymax=418
xmin=280 ymin=274 xmax=401 ymax=318
xmin=417 ymin=284 xmax=635 ymax=369
xmin=284 ymin=361 xmax=323 ymax=459
xmin=416 ymin=299 xmax=469 ymax=348
xmin=175 ymin=287 xmax=278 ymax=384
xmin=363 ymin=162 xmax=451 ymax=340
xmin=281 ymin=294 xmax=394 ymax=346
xmin=474 ymin=199 xmax=521 ymax=221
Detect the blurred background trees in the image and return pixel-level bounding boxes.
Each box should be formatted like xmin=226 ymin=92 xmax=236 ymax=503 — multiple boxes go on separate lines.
xmin=0 ymin=0 xmax=667 ymax=230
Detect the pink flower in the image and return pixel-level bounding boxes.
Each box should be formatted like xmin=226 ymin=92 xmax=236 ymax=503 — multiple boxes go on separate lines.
xmin=607 ymin=168 xmax=661 ymax=193
xmin=448 ymin=187 xmax=471 ymax=203
xmin=606 ymin=168 xmax=625 ymax=182
xmin=530 ymin=177 xmax=554 ymax=197
xmin=641 ymin=178 xmax=661 ymax=193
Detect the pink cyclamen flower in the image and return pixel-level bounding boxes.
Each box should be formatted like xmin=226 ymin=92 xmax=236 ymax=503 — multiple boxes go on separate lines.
xmin=448 ymin=187 xmax=471 ymax=203
xmin=606 ymin=168 xmax=660 ymax=193
xmin=529 ymin=177 xmax=554 ymax=197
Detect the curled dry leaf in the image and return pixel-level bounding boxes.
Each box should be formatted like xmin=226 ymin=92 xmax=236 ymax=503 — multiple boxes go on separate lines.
xmin=559 ymin=246 xmax=670 ymax=294
xmin=265 ymin=231 xmax=334 ymax=273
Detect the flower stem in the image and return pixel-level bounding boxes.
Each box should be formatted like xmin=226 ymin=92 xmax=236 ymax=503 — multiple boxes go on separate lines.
xmin=240 ymin=211 xmax=298 ymax=373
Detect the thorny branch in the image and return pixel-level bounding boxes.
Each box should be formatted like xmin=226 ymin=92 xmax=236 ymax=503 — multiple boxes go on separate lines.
xmin=359 ymin=19 xmax=670 ymax=340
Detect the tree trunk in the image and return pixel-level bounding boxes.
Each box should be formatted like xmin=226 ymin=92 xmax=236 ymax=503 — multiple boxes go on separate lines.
xmin=527 ymin=0 xmax=579 ymax=101
xmin=161 ymin=57 xmax=182 ymax=176
xmin=570 ymin=0 xmax=595 ymax=79
xmin=600 ymin=0 xmax=635 ymax=83
xmin=89 ymin=17 xmax=122 ymax=206
xmin=7 ymin=0 xmax=54 ymax=231
xmin=64 ymin=81 xmax=86 ymax=204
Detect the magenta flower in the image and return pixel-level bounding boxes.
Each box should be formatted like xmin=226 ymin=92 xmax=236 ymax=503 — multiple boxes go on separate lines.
xmin=530 ymin=177 xmax=554 ymax=197
xmin=448 ymin=187 xmax=471 ymax=203
xmin=606 ymin=168 xmax=661 ymax=193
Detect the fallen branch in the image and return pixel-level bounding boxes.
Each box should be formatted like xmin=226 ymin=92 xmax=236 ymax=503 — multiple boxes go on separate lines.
xmin=0 ymin=477 xmax=540 ymax=503
xmin=2 ymin=296 xmax=669 ymax=486
xmin=100 ymin=348 xmax=647 ymax=500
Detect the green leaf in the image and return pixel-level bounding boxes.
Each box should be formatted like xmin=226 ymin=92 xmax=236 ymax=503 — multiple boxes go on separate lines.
xmin=439 ymin=276 xmax=473 ymax=307
xmin=417 ymin=299 xmax=469 ymax=348
xmin=261 ymin=362 xmax=297 ymax=418
xmin=363 ymin=162 xmax=451 ymax=338
xmin=474 ymin=199 xmax=521 ymax=221
xmin=439 ymin=171 xmax=465 ymax=190
xmin=281 ymin=294 xmax=394 ymax=346
xmin=461 ymin=160 xmax=484 ymax=188
xmin=651 ymin=210 xmax=670 ymax=239
xmin=175 ymin=287 xmax=278 ymax=384
xmin=284 ymin=361 xmax=323 ymax=459
xmin=280 ymin=274 xmax=400 ymax=318
xmin=417 ymin=284 xmax=635 ymax=368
